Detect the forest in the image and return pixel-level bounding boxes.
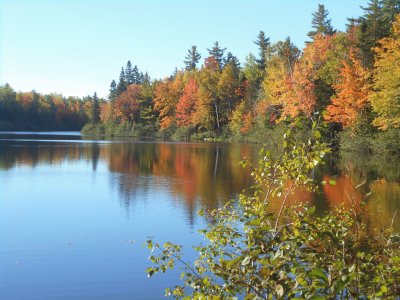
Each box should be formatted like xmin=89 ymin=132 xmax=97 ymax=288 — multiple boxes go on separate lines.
xmin=2 ymin=1 xmax=400 ymax=153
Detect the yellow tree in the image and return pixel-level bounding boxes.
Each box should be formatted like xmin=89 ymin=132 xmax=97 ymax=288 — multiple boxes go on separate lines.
xmin=325 ymin=50 xmax=370 ymax=128
xmin=259 ymin=38 xmax=300 ymax=123
xmin=153 ymin=72 xmax=184 ymax=129
xmin=217 ymin=63 xmax=241 ymax=124
xmin=370 ymin=15 xmax=400 ymax=130
xmin=192 ymin=57 xmax=220 ymax=131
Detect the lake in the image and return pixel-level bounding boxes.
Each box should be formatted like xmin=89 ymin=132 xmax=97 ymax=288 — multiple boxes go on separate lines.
xmin=1 ymin=132 xmax=399 ymax=299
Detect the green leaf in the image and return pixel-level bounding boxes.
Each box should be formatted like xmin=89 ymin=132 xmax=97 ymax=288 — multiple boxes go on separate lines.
xmin=309 ymin=268 xmax=328 ymax=282
xmin=329 ymin=179 xmax=336 ymax=186
xmin=241 ymin=256 xmax=251 ymax=266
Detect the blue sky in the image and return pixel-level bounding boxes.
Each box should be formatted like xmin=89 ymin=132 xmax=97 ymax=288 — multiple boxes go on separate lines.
xmin=1 ymin=0 xmax=367 ymax=98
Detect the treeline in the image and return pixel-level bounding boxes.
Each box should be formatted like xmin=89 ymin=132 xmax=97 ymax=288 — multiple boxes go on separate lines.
xmin=0 ymin=84 xmax=101 ymax=131
xmin=82 ymin=1 xmax=400 ymax=153
xmin=3 ymin=1 xmax=400 ymax=153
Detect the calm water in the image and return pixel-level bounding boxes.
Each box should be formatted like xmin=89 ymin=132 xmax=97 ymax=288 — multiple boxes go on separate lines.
xmin=0 ymin=132 xmax=399 ymax=299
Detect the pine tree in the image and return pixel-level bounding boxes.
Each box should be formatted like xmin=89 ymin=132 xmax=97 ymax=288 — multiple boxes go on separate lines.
xmin=116 ymin=67 xmax=127 ymax=95
xmin=125 ymin=61 xmax=135 ymax=85
xmin=207 ymin=41 xmax=226 ymax=69
xmin=184 ymin=46 xmax=201 ymax=70
xmin=133 ymin=65 xmax=140 ymax=84
xmin=143 ymin=72 xmax=151 ymax=84
xmin=137 ymin=72 xmax=144 ymax=84
xmin=91 ymin=92 xmax=100 ymax=124
xmin=274 ymin=37 xmax=300 ymax=75
xmin=307 ymin=4 xmax=336 ymax=40
xmin=254 ymin=31 xmax=270 ymax=70
xmin=109 ymin=80 xmax=117 ymax=102
xmin=357 ymin=0 xmax=400 ymax=67
xmin=224 ymin=52 xmax=240 ymax=69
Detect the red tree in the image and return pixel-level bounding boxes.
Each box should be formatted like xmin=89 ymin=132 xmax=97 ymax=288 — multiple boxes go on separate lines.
xmin=176 ymin=78 xmax=199 ymax=127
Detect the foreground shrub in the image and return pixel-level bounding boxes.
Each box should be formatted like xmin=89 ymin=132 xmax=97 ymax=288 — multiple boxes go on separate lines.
xmin=147 ymin=123 xmax=400 ymax=299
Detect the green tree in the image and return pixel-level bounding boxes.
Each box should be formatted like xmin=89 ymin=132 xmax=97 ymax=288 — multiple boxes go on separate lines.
xmin=242 ymin=54 xmax=264 ymax=107
xmin=0 ymin=84 xmax=19 ymax=127
xmin=254 ymin=30 xmax=270 ymax=70
xmin=207 ymin=41 xmax=226 ymax=69
xmin=184 ymin=46 xmax=201 ymax=70
xmin=307 ymin=4 xmax=336 ymax=40
xmin=91 ymin=92 xmax=100 ymax=124
xmin=109 ymin=80 xmax=118 ymax=102
xmin=117 ymin=67 xmax=127 ymax=95
xmin=125 ymin=61 xmax=135 ymax=85
xmin=357 ymin=0 xmax=400 ymax=67
xmin=224 ymin=52 xmax=240 ymax=69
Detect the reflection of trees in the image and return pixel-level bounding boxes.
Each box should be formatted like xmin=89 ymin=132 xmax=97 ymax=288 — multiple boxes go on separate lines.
xmin=322 ymin=174 xmax=363 ymax=210
xmin=108 ymin=142 xmax=256 ymax=221
xmin=91 ymin=143 xmax=100 ymax=171
xmin=321 ymin=152 xmax=400 ymax=230
xmin=338 ymin=152 xmax=400 ymax=182
xmin=1 ymin=138 xmax=398 ymax=230
xmin=367 ymin=180 xmax=400 ymax=232
xmin=0 ymin=140 xmax=94 ymax=169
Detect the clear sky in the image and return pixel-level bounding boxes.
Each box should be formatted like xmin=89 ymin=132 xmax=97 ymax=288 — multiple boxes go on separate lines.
xmin=1 ymin=0 xmax=367 ymax=98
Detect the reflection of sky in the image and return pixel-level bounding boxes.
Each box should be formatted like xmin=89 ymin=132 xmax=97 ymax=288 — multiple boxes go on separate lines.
xmin=0 ymin=159 xmax=205 ymax=299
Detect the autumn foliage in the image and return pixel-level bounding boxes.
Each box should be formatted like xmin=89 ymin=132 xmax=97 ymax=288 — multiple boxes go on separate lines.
xmin=176 ymin=78 xmax=198 ymax=127
xmin=114 ymin=84 xmax=141 ymax=123
xmin=4 ymin=4 xmax=400 ymax=146
xmin=325 ymin=50 xmax=369 ymax=128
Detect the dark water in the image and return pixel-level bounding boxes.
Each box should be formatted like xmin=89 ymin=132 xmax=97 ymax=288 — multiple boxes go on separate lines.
xmin=0 ymin=132 xmax=399 ymax=299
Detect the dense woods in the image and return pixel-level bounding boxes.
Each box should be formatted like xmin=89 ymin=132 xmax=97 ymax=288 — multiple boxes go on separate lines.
xmin=0 ymin=84 xmax=93 ymax=131
xmin=3 ymin=1 xmax=400 ymax=153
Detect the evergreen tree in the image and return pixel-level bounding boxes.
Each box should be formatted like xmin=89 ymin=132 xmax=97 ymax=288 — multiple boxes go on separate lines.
xmin=133 ymin=65 xmax=140 ymax=84
xmin=224 ymin=52 xmax=240 ymax=69
xmin=109 ymin=80 xmax=117 ymax=102
xmin=170 ymin=67 xmax=179 ymax=80
xmin=184 ymin=45 xmax=202 ymax=70
xmin=138 ymin=72 xmax=144 ymax=84
xmin=125 ymin=61 xmax=135 ymax=85
xmin=143 ymin=72 xmax=151 ymax=84
xmin=274 ymin=37 xmax=300 ymax=75
xmin=91 ymin=92 xmax=100 ymax=124
xmin=254 ymin=31 xmax=270 ymax=70
xmin=382 ymin=0 xmax=400 ymax=25
xmin=207 ymin=41 xmax=226 ymax=69
xmin=307 ymin=4 xmax=336 ymax=39
xmin=357 ymin=0 xmax=400 ymax=67
xmin=116 ymin=67 xmax=127 ymax=95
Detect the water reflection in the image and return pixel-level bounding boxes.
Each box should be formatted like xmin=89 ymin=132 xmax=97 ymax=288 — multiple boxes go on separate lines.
xmin=107 ymin=142 xmax=254 ymax=223
xmin=0 ymin=134 xmax=399 ymax=231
